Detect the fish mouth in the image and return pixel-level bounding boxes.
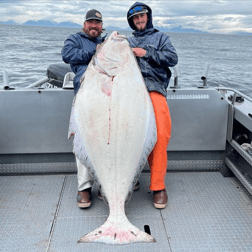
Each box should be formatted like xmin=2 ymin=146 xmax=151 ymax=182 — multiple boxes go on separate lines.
xmin=110 ymin=31 xmax=127 ymax=42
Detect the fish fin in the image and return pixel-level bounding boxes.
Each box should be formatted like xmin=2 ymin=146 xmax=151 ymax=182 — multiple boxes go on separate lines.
xmin=68 ymin=98 xmax=109 ymax=205
xmin=68 ymin=104 xmax=75 ymax=139
xmin=78 ymin=218 xmax=156 ymax=245
xmin=68 ymin=102 xmax=90 ymax=167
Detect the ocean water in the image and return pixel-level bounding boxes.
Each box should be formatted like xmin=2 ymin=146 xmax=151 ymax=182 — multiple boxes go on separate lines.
xmin=1 ymin=24 xmax=252 ymax=97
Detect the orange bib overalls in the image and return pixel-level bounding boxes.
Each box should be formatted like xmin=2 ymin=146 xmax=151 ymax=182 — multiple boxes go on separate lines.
xmin=148 ymin=91 xmax=172 ymax=191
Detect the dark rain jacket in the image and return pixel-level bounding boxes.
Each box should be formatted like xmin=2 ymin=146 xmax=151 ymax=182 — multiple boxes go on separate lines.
xmin=127 ymin=2 xmax=178 ymax=97
xmin=61 ymin=32 xmax=106 ymax=94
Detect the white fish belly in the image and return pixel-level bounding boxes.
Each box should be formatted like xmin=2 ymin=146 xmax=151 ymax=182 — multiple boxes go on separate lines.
xmin=74 ymin=63 xmax=154 ymax=203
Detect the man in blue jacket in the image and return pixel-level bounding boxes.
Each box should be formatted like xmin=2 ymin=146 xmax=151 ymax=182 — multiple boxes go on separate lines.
xmin=61 ymin=9 xmax=106 ymax=208
xmin=62 ymin=9 xmax=106 ymax=95
xmin=127 ymin=2 xmax=178 ymax=209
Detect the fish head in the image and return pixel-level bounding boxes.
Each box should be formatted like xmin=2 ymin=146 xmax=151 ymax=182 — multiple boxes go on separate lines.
xmin=95 ymin=31 xmax=131 ymax=77
xmin=108 ymin=31 xmax=127 ymax=42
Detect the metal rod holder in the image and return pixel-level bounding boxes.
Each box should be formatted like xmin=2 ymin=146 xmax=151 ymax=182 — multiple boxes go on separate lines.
xmin=170 ymin=65 xmax=180 ymax=89
xmin=201 ymin=63 xmax=210 ymax=87
xmin=3 ymin=69 xmax=10 ymax=88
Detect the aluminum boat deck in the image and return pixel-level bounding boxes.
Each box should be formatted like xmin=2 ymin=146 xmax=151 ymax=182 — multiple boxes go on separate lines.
xmin=1 ymin=69 xmax=252 ymax=251
xmin=1 ymin=169 xmax=252 ymax=252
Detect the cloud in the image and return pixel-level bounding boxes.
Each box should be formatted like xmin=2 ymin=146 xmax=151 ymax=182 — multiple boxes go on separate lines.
xmin=1 ymin=0 xmax=252 ymax=33
xmin=152 ymin=1 xmax=252 ymax=33
xmin=154 ymin=1 xmax=252 ymax=17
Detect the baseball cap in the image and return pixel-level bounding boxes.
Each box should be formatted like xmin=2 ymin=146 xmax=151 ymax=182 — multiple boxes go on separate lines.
xmin=85 ymin=9 xmax=102 ymax=22
xmin=128 ymin=6 xmax=148 ymax=19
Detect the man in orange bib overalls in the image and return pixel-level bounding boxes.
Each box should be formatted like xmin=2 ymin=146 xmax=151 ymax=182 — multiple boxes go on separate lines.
xmin=127 ymin=2 xmax=178 ymax=208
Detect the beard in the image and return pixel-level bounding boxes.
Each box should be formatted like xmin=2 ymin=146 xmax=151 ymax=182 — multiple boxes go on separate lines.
xmin=135 ymin=21 xmax=147 ymax=31
xmin=84 ymin=27 xmax=102 ymax=38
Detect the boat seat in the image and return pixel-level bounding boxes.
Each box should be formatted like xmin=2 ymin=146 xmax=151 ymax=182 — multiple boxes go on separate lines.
xmin=63 ymin=72 xmax=75 ymax=89
xmin=46 ymin=63 xmax=72 ymax=87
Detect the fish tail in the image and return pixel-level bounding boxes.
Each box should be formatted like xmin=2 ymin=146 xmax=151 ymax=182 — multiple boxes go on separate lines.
xmin=78 ymin=217 xmax=156 ymax=245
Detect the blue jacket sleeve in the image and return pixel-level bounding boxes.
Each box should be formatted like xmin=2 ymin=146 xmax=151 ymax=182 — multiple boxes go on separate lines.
xmin=143 ymin=34 xmax=178 ymax=68
xmin=61 ymin=35 xmax=96 ymax=65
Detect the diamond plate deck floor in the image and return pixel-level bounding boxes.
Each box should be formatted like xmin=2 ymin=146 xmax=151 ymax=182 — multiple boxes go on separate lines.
xmin=1 ymin=172 xmax=252 ymax=252
xmin=0 ymin=175 xmax=66 ymax=252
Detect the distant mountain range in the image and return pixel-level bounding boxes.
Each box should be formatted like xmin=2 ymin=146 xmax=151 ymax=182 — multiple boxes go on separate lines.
xmin=0 ymin=19 xmax=83 ymax=28
xmin=0 ymin=20 xmax=208 ymax=33
xmin=1 ymin=19 xmax=251 ymax=35
xmin=105 ymin=25 xmax=208 ymax=34
xmin=157 ymin=25 xmax=208 ymax=34
xmin=0 ymin=19 xmax=82 ymax=28
xmin=24 ymin=20 xmax=83 ymax=28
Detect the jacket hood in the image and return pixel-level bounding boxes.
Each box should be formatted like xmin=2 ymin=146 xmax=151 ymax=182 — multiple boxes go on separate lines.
xmin=127 ymin=2 xmax=153 ymax=31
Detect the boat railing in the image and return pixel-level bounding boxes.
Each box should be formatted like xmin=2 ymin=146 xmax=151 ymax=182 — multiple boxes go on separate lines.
xmin=216 ymin=86 xmax=252 ymax=104
xmin=26 ymin=77 xmax=50 ymax=88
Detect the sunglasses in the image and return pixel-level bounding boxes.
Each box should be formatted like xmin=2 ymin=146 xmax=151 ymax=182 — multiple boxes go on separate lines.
xmin=129 ymin=6 xmax=147 ymax=15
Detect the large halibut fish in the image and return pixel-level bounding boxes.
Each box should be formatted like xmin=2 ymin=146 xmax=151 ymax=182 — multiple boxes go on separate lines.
xmin=69 ymin=31 xmax=157 ymax=244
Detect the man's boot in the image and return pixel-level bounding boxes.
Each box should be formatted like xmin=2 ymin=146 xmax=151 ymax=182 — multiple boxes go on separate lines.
xmin=77 ymin=187 xmax=92 ymax=208
xmin=153 ymin=189 xmax=168 ymax=209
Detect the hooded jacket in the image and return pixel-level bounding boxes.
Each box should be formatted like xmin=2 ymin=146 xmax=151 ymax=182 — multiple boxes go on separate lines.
xmin=127 ymin=2 xmax=178 ymax=97
xmin=61 ymin=31 xmax=105 ymax=94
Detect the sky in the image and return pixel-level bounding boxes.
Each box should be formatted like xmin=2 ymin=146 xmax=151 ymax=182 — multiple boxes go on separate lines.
xmin=0 ymin=0 xmax=252 ymax=34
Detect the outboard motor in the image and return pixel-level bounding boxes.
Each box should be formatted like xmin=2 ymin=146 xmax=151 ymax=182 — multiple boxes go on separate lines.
xmin=46 ymin=63 xmax=72 ymax=88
